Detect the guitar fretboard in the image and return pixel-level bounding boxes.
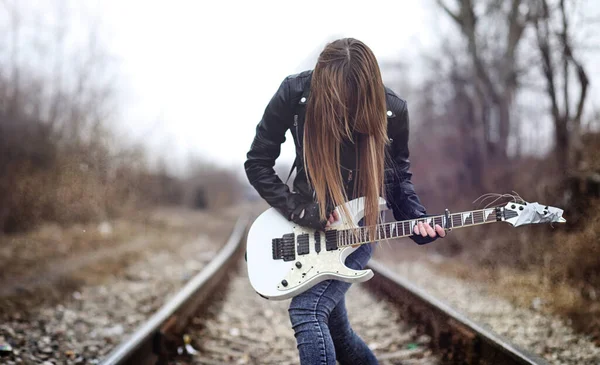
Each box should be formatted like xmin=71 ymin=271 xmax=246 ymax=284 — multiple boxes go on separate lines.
xmin=336 ymin=207 xmax=500 ymax=247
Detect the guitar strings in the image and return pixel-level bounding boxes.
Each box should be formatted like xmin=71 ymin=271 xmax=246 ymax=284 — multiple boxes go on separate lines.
xmin=336 ymin=207 xmax=500 ymax=247
xmin=473 ymin=192 xmax=525 ymax=209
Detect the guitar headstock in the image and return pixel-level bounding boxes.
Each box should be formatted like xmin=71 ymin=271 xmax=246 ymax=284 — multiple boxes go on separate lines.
xmin=502 ymin=201 xmax=566 ymax=227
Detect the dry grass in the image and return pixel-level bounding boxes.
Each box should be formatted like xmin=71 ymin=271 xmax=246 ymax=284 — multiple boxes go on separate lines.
xmin=0 ymin=205 xmax=238 ymax=317
xmin=398 ymin=120 xmax=600 ymax=339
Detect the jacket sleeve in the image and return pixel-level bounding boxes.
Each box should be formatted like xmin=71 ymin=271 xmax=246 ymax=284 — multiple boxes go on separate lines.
xmin=244 ymin=76 xmax=308 ymax=220
xmin=386 ymin=101 xmax=437 ymax=245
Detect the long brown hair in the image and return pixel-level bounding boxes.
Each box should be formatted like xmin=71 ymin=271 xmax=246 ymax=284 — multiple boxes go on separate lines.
xmin=304 ymin=38 xmax=389 ymax=237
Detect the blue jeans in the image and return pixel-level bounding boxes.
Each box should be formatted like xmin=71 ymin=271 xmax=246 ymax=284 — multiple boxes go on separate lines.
xmin=288 ymin=243 xmax=378 ymax=365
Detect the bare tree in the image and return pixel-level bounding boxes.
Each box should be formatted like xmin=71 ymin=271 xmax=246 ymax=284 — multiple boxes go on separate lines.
xmin=437 ymin=0 xmax=532 ymax=163
xmin=0 ymin=1 xmax=134 ymax=232
xmin=533 ymin=0 xmax=590 ymax=174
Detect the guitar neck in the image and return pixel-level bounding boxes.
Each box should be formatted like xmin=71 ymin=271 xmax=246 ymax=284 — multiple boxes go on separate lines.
xmin=336 ymin=207 xmax=502 ymax=247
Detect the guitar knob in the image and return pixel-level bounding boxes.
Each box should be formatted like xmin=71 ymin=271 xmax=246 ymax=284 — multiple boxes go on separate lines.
xmin=295 ymin=262 xmax=302 ymax=269
xmin=281 ymin=280 xmax=288 ymax=287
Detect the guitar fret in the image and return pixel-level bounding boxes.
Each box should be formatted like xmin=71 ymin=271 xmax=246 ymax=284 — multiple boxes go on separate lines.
xmin=463 ymin=213 xmax=469 ymax=225
xmin=474 ymin=211 xmax=483 ymax=224
xmin=334 ymin=209 xmax=503 ymax=247
xmin=452 ymin=213 xmax=461 ymax=227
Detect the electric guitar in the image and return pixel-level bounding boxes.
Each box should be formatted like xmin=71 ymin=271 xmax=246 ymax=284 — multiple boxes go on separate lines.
xmin=245 ymin=197 xmax=565 ymax=300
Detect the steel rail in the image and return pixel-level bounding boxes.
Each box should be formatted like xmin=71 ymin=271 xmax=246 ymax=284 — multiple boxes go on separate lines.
xmin=100 ymin=214 xmax=548 ymax=365
xmin=100 ymin=215 xmax=249 ymax=365
xmin=366 ymin=259 xmax=549 ymax=365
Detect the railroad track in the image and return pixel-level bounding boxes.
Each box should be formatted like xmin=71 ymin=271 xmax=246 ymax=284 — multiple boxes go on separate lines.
xmin=100 ymin=217 xmax=548 ymax=365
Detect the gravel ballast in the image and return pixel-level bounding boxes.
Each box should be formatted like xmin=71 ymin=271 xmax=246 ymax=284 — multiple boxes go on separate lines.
xmin=377 ymin=249 xmax=600 ymax=365
xmin=178 ymin=265 xmax=441 ymax=365
xmin=0 ymin=208 xmax=236 ymax=364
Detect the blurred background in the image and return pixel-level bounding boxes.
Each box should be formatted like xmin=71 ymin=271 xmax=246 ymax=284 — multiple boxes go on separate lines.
xmin=1 ymin=0 xmax=599 ymax=362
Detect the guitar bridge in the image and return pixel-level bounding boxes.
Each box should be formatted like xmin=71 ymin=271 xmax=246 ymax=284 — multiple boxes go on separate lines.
xmin=272 ymin=238 xmax=283 ymax=260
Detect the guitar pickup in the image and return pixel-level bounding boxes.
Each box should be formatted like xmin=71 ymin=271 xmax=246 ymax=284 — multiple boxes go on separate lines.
xmin=281 ymin=233 xmax=296 ymax=261
xmin=297 ymin=234 xmax=309 ymax=255
xmin=325 ymin=230 xmax=338 ymax=251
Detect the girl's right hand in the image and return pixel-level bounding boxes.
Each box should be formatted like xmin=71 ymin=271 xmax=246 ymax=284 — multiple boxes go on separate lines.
xmin=325 ymin=210 xmax=339 ymax=228
xmin=290 ymin=201 xmax=334 ymax=230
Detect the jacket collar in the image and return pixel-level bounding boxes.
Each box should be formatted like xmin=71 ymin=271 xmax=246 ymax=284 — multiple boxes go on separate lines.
xmin=297 ymin=70 xmax=396 ymax=118
xmin=298 ymin=75 xmax=311 ymax=105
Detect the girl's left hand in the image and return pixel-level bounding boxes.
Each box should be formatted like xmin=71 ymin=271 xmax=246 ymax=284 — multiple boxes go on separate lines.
xmin=413 ymin=221 xmax=446 ymax=238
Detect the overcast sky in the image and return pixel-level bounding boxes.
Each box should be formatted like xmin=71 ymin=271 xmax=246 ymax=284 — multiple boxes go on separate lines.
xmin=91 ymin=0 xmax=452 ymax=173
xmin=87 ymin=0 xmax=598 ymax=174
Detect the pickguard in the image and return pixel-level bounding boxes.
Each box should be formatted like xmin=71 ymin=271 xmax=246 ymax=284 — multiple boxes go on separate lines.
xmin=277 ymin=226 xmax=369 ymax=291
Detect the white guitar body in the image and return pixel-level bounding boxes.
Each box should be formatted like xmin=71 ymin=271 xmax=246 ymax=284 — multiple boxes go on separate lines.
xmin=246 ymin=197 xmax=387 ymax=300
xmin=246 ymin=194 xmax=566 ymax=301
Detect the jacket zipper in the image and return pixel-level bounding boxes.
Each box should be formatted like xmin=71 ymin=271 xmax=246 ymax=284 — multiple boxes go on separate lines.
xmin=293 ymin=115 xmax=300 ymax=148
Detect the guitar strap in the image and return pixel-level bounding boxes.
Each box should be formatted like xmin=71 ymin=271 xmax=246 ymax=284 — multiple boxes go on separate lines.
xmin=285 ymin=156 xmax=298 ymax=185
xmin=285 ymin=97 xmax=304 ymax=185
xmin=286 ymin=88 xmax=309 ymax=185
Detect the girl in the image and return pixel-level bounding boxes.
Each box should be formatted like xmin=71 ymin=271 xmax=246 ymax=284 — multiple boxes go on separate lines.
xmin=244 ymin=38 xmax=445 ymax=365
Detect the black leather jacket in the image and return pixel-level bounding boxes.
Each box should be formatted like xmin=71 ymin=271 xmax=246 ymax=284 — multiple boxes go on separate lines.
xmin=244 ymin=70 xmax=435 ymax=244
